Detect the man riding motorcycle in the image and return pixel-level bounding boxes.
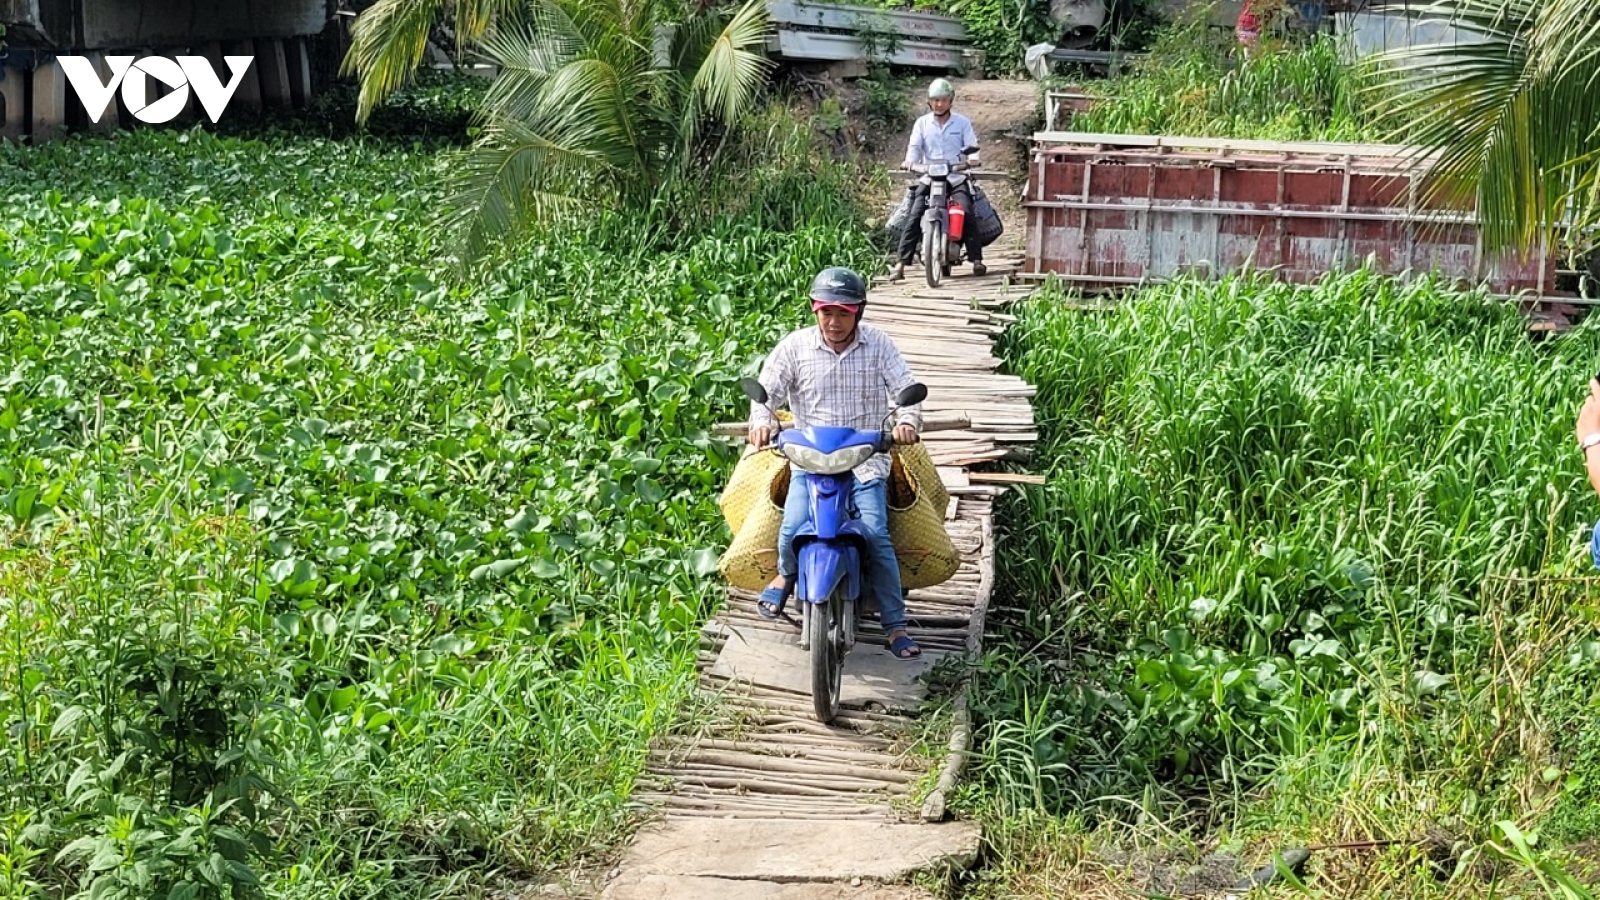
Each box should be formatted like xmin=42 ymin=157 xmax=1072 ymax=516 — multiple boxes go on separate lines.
xmin=746 ymin=267 xmax=925 ymax=660
xmin=890 ymin=78 xmax=987 ymax=282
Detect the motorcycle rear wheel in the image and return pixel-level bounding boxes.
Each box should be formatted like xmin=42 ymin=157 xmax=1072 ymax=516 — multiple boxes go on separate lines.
xmin=807 ymin=593 xmax=844 ymax=723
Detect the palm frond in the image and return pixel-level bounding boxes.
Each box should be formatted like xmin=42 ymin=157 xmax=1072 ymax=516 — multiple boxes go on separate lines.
xmin=690 ymin=0 xmax=772 ymax=125
xmin=343 ymin=0 xmax=446 ymax=124
xmin=1361 ymin=0 xmax=1600 ymax=254
xmin=440 ymin=113 xmax=612 ymax=262
xmin=474 ymin=5 xmax=587 ymax=126
xmin=667 ymin=0 xmax=770 ymax=155
xmin=1529 ymin=0 xmax=1600 ymax=86
xmin=344 ymin=0 xmax=522 ymax=123
xmin=538 ymin=56 xmax=653 ymax=172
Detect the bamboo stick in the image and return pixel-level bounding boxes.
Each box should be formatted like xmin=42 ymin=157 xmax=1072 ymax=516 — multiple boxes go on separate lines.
xmin=649 ymin=750 xmax=920 ymax=783
xmin=921 ymin=510 xmax=994 ymax=822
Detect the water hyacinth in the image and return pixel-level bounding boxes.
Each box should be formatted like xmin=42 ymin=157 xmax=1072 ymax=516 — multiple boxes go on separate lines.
xmin=0 ymin=99 xmax=880 ymax=899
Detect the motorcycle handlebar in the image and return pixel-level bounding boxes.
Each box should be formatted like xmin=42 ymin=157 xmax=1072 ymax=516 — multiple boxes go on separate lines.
xmin=906 ymin=163 xmax=973 ymax=174
xmin=750 ymin=433 xmax=913 ymax=454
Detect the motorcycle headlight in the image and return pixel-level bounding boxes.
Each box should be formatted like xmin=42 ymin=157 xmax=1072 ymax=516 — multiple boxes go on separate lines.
xmin=927 ymin=162 xmax=949 ymax=177
xmin=783 ymin=443 xmax=876 ymax=475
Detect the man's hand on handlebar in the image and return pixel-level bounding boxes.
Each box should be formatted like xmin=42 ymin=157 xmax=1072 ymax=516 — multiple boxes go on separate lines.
xmin=904 ymin=162 xmax=975 ymax=174
xmin=893 ymin=423 xmax=919 ymax=445
xmin=748 ymin=425 xmax=774 ymax=448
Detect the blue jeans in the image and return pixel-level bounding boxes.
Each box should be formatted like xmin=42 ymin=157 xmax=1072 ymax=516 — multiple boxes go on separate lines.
xmin=778 ymin=472 xmax=908 ymax=632
xmin=1590 ymin=520 xmax=1600 ymax=569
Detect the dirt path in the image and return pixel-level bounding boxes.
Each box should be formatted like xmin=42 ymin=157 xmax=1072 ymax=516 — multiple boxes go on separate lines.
xmin=935 ymin=77 xmax=1040 ymax=252
xmin=870 ymin=77 xmax=1041 ymax=262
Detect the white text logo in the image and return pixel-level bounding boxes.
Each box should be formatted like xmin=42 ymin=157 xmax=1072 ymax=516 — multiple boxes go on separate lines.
xmin=58 ymin=56 xmax=254 ymax=124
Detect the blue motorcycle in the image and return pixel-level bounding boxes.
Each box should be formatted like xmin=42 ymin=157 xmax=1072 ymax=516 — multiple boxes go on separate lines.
xmin=740 ymin=377 xmax=928 ymax=722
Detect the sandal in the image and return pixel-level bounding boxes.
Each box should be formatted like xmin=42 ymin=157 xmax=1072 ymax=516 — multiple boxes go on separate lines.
xmin=757 ymin=582 xmax=792 ymax=619
xmin=887 ymin=631 xmax=921 ymax=660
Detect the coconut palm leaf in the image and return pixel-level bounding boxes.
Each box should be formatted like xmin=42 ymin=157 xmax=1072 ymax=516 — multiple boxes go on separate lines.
xmin=687 ymin=0 xmax=772 ymax=126
xmin=1529 ymin=0 xmax=1600 ymax=83
xmin=440 ymin=109 xmax=611 ymax=261
xmin=344 ymin=0 xmax=523 ymax=123
xmin=1362 ymin=0 xmax=1600 ymax=254
xmin=668 ymin=0 xmax=770 ymax=160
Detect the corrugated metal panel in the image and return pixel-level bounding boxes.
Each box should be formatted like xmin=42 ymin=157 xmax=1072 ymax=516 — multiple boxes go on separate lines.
xmin=78 ymin=0 xmax=326 ymax=47
xmin=768 ymin=28 xmax=966 ymax=68
xmin=768 ymin=0 xmax=968 ymax=42
xmin=1024 ymin=134 xmax=1555 ymax=295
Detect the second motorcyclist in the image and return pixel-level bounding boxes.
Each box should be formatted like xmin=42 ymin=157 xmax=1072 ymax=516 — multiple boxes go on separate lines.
xmin=890 ymin=78 xmax=986 ymax=281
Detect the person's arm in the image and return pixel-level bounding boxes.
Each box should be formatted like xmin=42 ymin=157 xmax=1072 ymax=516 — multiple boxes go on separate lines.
xmin=903 ymin=118 xmax=924 ymax=169
xmin=748 ymin=339 xmax=794 ymax=444
xmin=1578 ymin=380 xmax=1600 ymax=496
xmin=961 ymin=118 xmax=981 ymax=168
xmin=883 ymin=341 xmax=923 ymax=441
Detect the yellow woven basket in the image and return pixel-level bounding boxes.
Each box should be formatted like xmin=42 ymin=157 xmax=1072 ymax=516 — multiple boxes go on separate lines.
xmin=720 ymin=502 xmax=784 ymax=590
xmin=719 ymin=446 xmax=790 ymax=538
xmin=716 ymin=439 xmax=960 ymax=593
xmin=717 ymin=446 xmax=786 ymax=590
xmin=888 ymin=442 xmax=949 ymax=514
xmin=887 ymin=443 xmax=960 ymax=589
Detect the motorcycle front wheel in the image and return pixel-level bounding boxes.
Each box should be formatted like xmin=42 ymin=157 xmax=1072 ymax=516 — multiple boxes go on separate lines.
xmin=807 ymin=592 xmax=844 ymax=723
xmin=923 ymin=223 xmax=942 ymax=288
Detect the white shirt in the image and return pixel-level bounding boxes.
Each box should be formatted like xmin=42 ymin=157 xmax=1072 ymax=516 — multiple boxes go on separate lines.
xmin=749 ymin=323 xmax=923 ymax=484
xmin=904 ymin=111 xmax=981 ymax=187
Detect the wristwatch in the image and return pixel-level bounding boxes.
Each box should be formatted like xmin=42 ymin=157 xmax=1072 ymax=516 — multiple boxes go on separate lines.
xmin=1582 ymin=433 xmax=1600 ymax=452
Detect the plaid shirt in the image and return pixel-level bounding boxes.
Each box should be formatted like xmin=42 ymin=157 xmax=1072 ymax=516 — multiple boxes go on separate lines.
xmin=749 ymin=322 xmax=923 ymax=483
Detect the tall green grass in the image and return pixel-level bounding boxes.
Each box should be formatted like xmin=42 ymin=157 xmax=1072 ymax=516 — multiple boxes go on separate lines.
xmin=0 ymin=91 xmax=878 ymax=899
xmin=1066 ymin=17 xmax=1377 ymax=142
xmin=973 ymin=269 xmax=1600 ymax=895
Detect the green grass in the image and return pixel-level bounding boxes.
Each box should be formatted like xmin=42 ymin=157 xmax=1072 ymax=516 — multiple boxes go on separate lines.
xmin=966 ymin=269 xmax=1600 ymax=897
xmin=0 ymin=86 xmax=879 ymax=899
xmin=1063 ymin=16 xmax=1379 ymax=142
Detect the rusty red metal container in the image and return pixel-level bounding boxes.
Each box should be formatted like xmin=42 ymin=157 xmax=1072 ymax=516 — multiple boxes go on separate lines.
xmin=1024 ymin=133 xmax=1556 ymax=295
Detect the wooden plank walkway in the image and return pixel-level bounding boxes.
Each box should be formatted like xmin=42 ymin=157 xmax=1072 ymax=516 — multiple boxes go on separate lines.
xmin=599 ymin=250 xmax=1036 ymax=900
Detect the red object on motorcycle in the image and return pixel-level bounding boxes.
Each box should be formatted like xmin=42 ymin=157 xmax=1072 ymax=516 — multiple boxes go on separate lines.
xmin=947 ymin=203 xmax=965 ymax=242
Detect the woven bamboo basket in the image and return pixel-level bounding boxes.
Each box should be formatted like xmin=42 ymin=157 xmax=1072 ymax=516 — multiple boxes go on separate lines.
xmin=717 ymin=439 xmax=959 ymax=592
xmin=887 ymin=443 xmax=960 ymax=589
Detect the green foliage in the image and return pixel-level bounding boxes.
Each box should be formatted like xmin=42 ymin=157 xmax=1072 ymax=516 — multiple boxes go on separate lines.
xmin=1535 ymin=633 xmax=1600 ymax=846
xmin=976 ymin=267 xmax=1600 ymax=864
xmin=344 ymin=0 xmax=773 ymax=263
xmin=1067 ymin=20 xmax=1378 ymax=141
xmin=946 ymin=0 xmax=1057 ymax=77
xmin=0 ymin=97 xmax=876 ymax=898
xmin=854 ymin=9 xmax=908 ymax=61
xmin=1360 ymin=0 xmax=1600 ymax=259
xmin=859 ymin=68 xmax=916 ymax=149
xmin=851 ymin=0 xmax=1056 ymax=76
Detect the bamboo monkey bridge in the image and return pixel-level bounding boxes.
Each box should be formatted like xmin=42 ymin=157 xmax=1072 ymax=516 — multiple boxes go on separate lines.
xmin=596 ymin=247 xmax=1040 ymax=899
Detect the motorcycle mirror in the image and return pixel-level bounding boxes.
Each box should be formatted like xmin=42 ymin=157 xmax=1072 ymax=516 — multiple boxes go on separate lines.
xmin=740 ymin=377 xmax=769 ymax=405
xmin=896 ymin=383 xmax=928 ymax=407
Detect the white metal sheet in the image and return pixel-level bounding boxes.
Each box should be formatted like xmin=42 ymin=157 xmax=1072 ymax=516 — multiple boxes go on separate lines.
xmin=767 ymin=0 xmax=968 ymax=42
xmin=772 ymin=28 xmax=966 ymax=68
